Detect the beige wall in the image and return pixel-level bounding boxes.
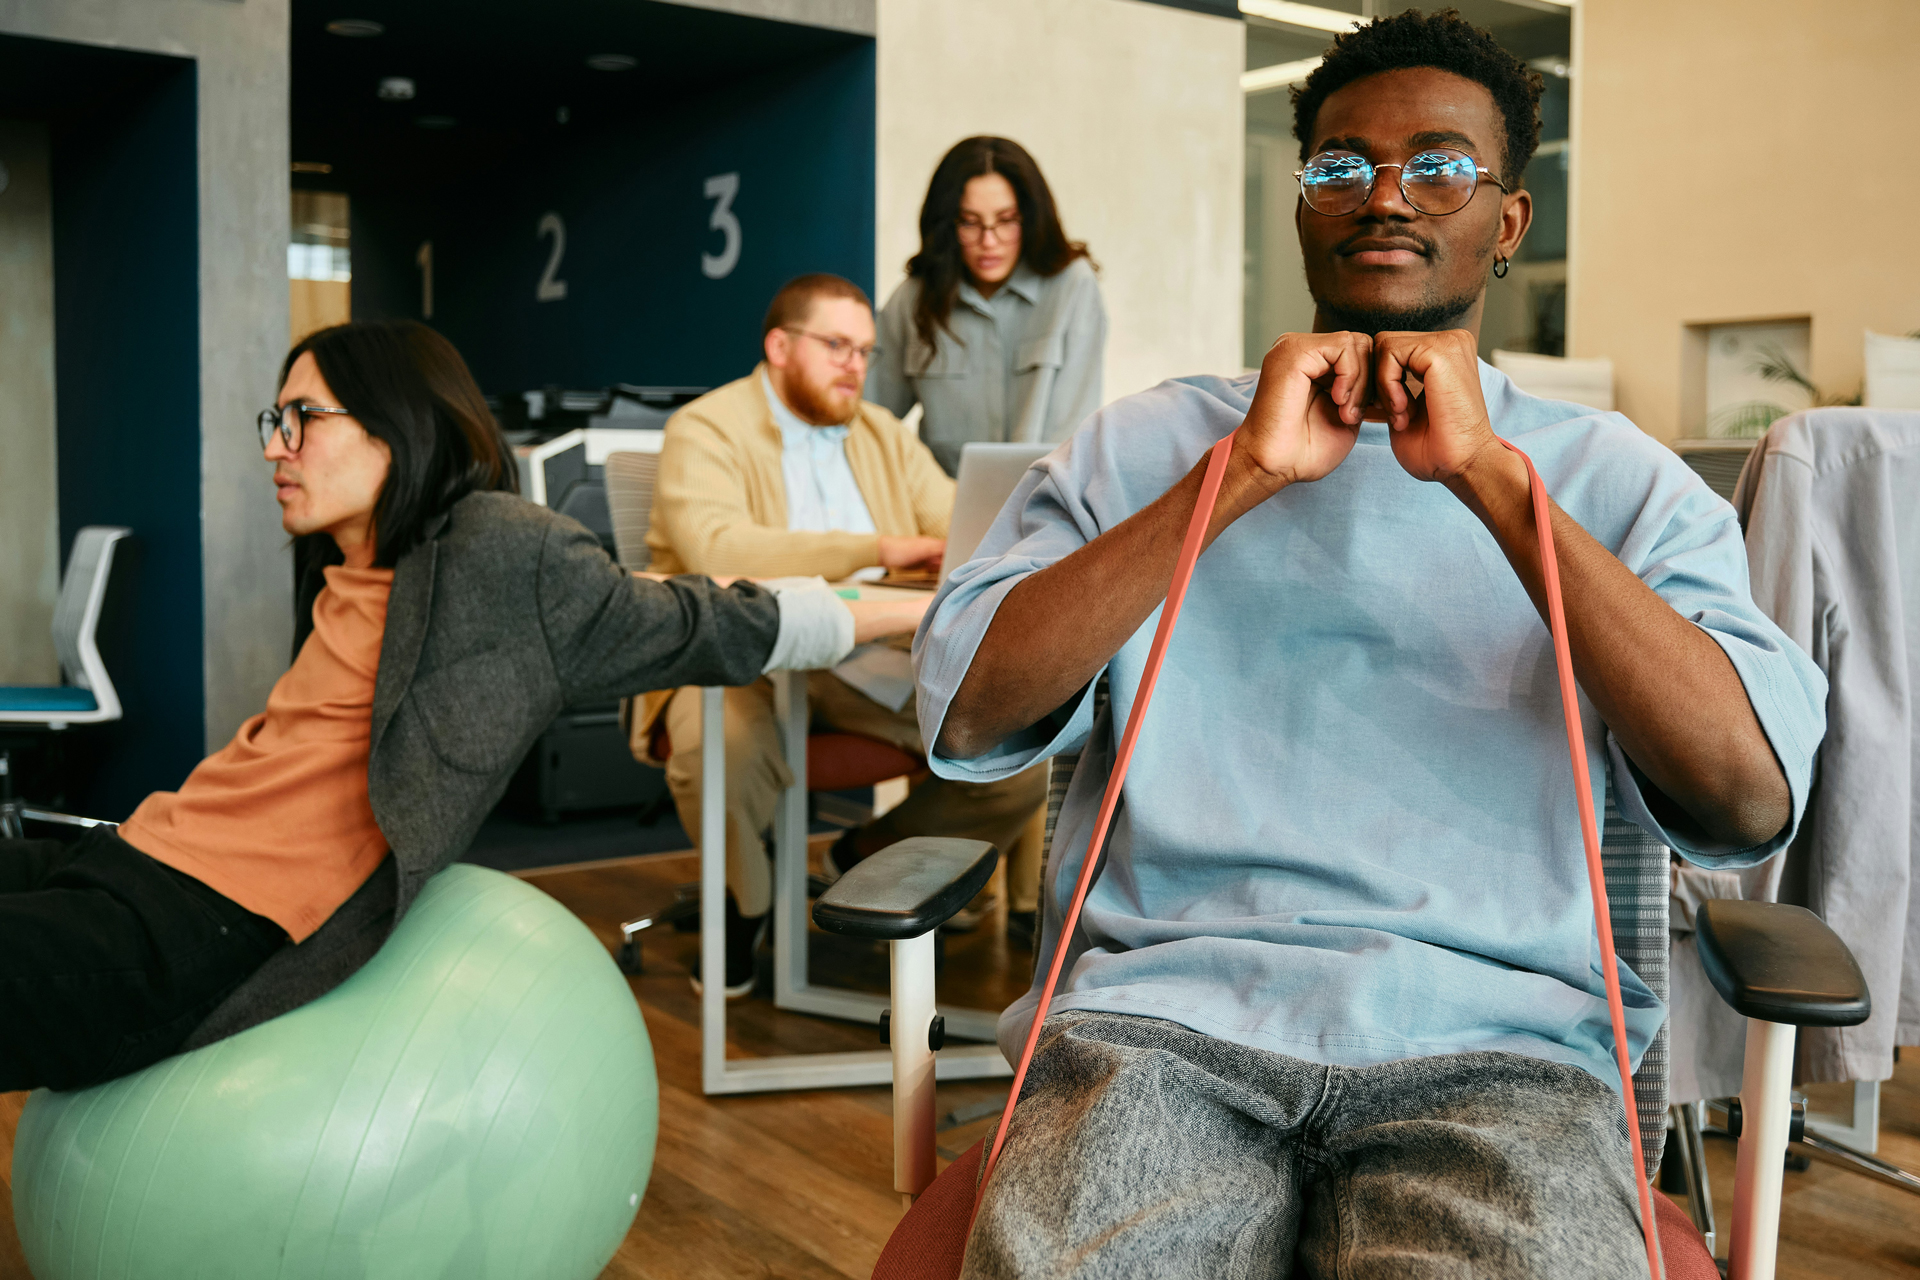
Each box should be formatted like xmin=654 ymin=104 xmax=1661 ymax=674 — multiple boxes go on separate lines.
xmin=1570 ymin=0 xmax=1920 ymax=441
xmin=875 ymin=0 xmax=1245 ymax=405
xmin=0 ymin=118 xmax=60 ymax=685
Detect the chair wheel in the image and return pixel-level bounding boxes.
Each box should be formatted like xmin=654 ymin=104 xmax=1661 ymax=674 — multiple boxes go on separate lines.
xmin=616 ymin=939 xmax=642 ymax=975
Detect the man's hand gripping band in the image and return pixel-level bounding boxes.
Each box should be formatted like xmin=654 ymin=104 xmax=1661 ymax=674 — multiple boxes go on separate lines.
xmin=973 ymin=430 xmax=1665 ymax=1280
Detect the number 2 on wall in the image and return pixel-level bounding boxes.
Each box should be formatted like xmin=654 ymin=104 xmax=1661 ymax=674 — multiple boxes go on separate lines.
xmin=702 ymin=172 xmax=741 ymax=279
xmin=537 ymin=212 xmax=569 ymax=302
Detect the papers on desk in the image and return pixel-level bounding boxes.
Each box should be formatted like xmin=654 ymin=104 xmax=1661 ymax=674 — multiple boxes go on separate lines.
xmin=832 ymin=642 xmax=916 ymax=712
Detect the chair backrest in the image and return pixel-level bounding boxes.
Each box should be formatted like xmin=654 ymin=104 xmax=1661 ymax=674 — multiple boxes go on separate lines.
xmin=1491 ymin=349 xmax=1616 ymax=413
xmin=1037 ymin=674 xmax=1670 ymax=1181
xmin=603 ymin=450 xmax=661 ymax=571
xmin=50 ymin=527 xmax=132 ymax=719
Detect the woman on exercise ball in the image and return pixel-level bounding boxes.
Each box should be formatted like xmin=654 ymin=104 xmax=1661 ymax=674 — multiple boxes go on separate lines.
xmin=866 ymin=136 xmax=1107 ymax=479
xmin=0 ymin=320 xmax=921 ymax=1092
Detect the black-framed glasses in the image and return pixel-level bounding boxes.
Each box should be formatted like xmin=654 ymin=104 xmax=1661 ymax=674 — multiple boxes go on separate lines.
xmin=783 ymin=328 xmax=879 ymax=368
xmin=956 ymin=212 xmax=1021 ymax=245
xmin=1295 ymin=147 xmax=1509 ymax=217
xmin=257 ymin=402 xmax=352 ymax=452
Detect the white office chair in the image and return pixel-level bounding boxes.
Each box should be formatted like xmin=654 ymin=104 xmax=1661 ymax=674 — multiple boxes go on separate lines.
xmin=1 ymin=525 xmax=132 ymax=837
xmin=0 ymin=526 xmax=131 ymax=730
xmin=602 ymin=449 xmax=662 ymax=571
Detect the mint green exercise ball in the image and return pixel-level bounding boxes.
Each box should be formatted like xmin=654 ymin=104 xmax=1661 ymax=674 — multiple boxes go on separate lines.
xmin=11 ymin=864 xmax=656 ymax=1280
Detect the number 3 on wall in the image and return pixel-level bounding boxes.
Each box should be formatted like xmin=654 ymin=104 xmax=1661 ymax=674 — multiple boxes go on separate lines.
xmin=702 ymin=172 xmax=741 ymax=279
xmin=536 ymin=212 xmax=569 ymax=302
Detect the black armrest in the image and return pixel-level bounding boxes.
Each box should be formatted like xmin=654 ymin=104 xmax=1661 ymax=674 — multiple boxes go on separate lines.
xmin=812 ymin=837 xmax=998 ymax=940
xmin=1696 ymin=899 xmax=1871 ymax=1027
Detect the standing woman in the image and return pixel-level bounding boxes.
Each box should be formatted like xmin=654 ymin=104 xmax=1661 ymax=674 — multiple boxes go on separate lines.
xmin=867 ymin=136 xmax=1106 ymax=478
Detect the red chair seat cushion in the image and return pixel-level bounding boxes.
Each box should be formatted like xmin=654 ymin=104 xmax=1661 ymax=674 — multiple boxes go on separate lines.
xmin=647 ymin=723 xmax=920 ymax=793
xmin=871 ymin=1140 xmax=1718 ymax=1280
xmin=807 ymin=732 xmax=923 ymax=792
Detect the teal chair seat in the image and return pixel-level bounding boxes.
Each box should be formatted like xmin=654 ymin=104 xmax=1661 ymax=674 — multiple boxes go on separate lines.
xmin=0 ymin=686 xmax=99 ymax=714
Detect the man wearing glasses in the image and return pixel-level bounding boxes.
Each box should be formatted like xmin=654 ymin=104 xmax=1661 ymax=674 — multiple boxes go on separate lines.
xmin=639 ymin=273 xmax=1047 ymax=997
xmin=918 ymin=11 xmax=1826 ymax=1278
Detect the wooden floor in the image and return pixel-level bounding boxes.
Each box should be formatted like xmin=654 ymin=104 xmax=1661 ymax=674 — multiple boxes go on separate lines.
xmin=2 ymin=843 xmax=1915 ymax=1279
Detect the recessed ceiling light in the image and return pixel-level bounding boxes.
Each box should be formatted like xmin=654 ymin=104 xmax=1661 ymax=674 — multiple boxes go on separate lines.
xmin=414 ymin=115 xmax=457 ymax=129
xmin=291 ymin=161 xmax=334 ymax=174
xmin=325 ymin=18 xmax=384 ymax=37
xmin=586 ymin=53 xmax=637 ymax=72
xmin=378 ymin=76 xmax=416 ymax=100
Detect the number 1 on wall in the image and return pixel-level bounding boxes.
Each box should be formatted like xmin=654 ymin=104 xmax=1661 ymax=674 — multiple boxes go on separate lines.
xmin=416 ymin=240 xmax=433 ymax=318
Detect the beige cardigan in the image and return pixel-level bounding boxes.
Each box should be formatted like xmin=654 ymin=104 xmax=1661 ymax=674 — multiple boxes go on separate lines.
xmin=628 ymin=368 xmax=954 ymax=762
xmin=646 ymin=366 xmax=954 ymax=579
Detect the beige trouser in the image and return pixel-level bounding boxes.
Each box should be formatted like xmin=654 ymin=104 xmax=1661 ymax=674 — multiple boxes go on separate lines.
xmin=663 ymin=673 xmax=1047 ymax=918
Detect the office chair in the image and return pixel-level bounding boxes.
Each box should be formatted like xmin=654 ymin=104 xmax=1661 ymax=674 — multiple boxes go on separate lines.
xmin=0 ymin=526 xmax=133 ymax=835
xmin=816 ymin=694 xmax=1870 ymax=1280
xmin=1664 ymin=408 xmax=1920 ymax=1207
xmin=0 ymin=525 xmax=131 ymax=731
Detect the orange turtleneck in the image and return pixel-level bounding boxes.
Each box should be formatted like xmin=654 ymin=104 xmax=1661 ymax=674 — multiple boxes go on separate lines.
xmin=120 ymin=546 xmax=394 ymax=941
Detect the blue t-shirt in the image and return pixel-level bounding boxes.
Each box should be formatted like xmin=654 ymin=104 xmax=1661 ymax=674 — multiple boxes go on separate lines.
xmin=913 ymin=362 xmax=1827 ymax=1091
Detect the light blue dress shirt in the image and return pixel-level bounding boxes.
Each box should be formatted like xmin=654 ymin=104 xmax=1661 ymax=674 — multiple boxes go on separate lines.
xmin=763 ymin=371 xmax=876 ymax=536
xmin=913 ymin=362 xmax=1828 ymax=1092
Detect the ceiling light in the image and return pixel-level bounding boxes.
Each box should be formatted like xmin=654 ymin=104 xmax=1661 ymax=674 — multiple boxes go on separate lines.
xmin=378 ymin=76 xmax=416 ymax=100
xmin=325 ymin=18 xmax=384 ymax=37
xmin=291 ymin=161 xmax=334 ymax=174
xmin=1243 ymin=57 xmax=1322 ymax=94
xmin=586 ymin=53 xmax=637 ymax=72
xmin=415 ymin=115 xmax=457 ymax=129
xmin=1239 ymin=1 xmax=1361 ymax=35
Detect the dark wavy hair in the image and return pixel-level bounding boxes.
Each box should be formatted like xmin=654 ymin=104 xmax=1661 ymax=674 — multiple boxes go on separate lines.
xmin=906 ymin=136 xmax=1091 ymax=353
xmin=1290 ymin=8 xmax=1543 ymax=181
xmin=280 ymin=319 xmax=517 ymax=570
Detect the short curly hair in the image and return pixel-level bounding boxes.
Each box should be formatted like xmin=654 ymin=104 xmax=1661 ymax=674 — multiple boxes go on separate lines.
xmin=1289 ymin=8 xmax=1543 ymax=183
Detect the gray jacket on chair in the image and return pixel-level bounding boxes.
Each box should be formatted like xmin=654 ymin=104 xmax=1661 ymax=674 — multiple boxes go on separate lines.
xmin=181 ymin=490 xmax=781 ymax=1049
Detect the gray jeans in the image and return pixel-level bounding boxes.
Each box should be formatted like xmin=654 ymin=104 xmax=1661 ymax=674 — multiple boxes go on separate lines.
xmin=964 ymin=1013 xmax=1649 ymax=1280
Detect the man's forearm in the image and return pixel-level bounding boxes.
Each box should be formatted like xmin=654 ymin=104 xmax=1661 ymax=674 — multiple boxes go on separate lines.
xmin=937 ymin=443 xmax=1284 ymax=759
xmin=1447 ymin=447 xmax=1791 ymax=847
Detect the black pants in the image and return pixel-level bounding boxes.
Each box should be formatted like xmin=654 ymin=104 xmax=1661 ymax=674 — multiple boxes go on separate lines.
xmin=0 ymin=829 xmax=286 ymax=1092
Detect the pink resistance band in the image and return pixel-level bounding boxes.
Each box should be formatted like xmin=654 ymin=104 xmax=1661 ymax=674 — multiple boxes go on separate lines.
xmin=974 ymin=430 xmax=1665 ymax=1279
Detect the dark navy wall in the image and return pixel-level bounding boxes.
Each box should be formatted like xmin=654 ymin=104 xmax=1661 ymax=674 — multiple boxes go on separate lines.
xmin=354 ymin=42 xmax=876 ymax=394
xmin=51 ymin=58 xmax=204 ymax=817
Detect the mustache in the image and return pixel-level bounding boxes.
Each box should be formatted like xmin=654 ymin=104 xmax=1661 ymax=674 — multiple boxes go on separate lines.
xmin=1334 ymin=228 xmax=1439 ymax=258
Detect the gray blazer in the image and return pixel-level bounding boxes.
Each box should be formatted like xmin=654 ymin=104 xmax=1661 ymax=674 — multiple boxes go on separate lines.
xmin=182 ymin=490 xmax=779 ymax=1048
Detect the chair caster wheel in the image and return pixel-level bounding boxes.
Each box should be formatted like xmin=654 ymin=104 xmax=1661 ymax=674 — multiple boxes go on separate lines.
xmin=617 ymin=939 xmax=642 ymax=975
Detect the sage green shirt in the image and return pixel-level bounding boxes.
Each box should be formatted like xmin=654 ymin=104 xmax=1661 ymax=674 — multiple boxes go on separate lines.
xmin=867 ymin=257 xmax=1107 ymax=476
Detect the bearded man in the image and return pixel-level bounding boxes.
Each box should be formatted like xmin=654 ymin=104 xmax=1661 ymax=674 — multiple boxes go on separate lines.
xmin=639 ymin=273 xmax=1047 ymax=996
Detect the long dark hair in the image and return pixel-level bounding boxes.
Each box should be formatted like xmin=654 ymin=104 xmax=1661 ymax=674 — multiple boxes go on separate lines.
xmin=906 ymin=136 xmax=1091 ymax=354
xmin=281 ymin=320 xmax=517 ymax=570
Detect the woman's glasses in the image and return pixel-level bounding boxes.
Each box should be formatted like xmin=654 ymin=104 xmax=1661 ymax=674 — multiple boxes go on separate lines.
xmin=1295 ymin=147 xmax=1508 ymax=218
xmin=256 ymin=402 xmax=352 ymax=452
xmin=957 ymin=212 xmax=1022 ymax=245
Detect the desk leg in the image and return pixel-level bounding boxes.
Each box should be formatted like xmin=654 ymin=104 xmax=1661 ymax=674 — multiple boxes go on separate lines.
xmin=772 ymin=669 xmax=810 ymax=1006
xmin=698 ymin=685 xmax=728 ymax=1095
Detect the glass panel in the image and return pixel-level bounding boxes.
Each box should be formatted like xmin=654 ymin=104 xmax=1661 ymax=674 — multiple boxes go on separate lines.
xmin=290 ymin=188 xmax=351 ymax=341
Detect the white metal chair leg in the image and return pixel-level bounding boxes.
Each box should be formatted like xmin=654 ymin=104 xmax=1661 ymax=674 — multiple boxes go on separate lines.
xmin=890 ymin=929 xmax=938 ymax=1203
xmin=1730 ymin=1017 xmax=1795 ymax=1280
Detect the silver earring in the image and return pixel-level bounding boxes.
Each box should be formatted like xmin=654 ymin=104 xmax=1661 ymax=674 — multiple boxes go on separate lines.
xmin=1493 ymin=256 xmax=1510 ymax=279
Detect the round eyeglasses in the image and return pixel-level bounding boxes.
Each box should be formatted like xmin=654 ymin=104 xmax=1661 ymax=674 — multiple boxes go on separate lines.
xmin=1295 ymin=147 xmax=1509 ymax=218
xmin=257 ymin=401 xmax=352 ymax=452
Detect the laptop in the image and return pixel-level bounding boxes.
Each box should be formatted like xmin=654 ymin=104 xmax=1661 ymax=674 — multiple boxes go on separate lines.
xmin=938 ymin=442 xmax=1055 ymax=587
